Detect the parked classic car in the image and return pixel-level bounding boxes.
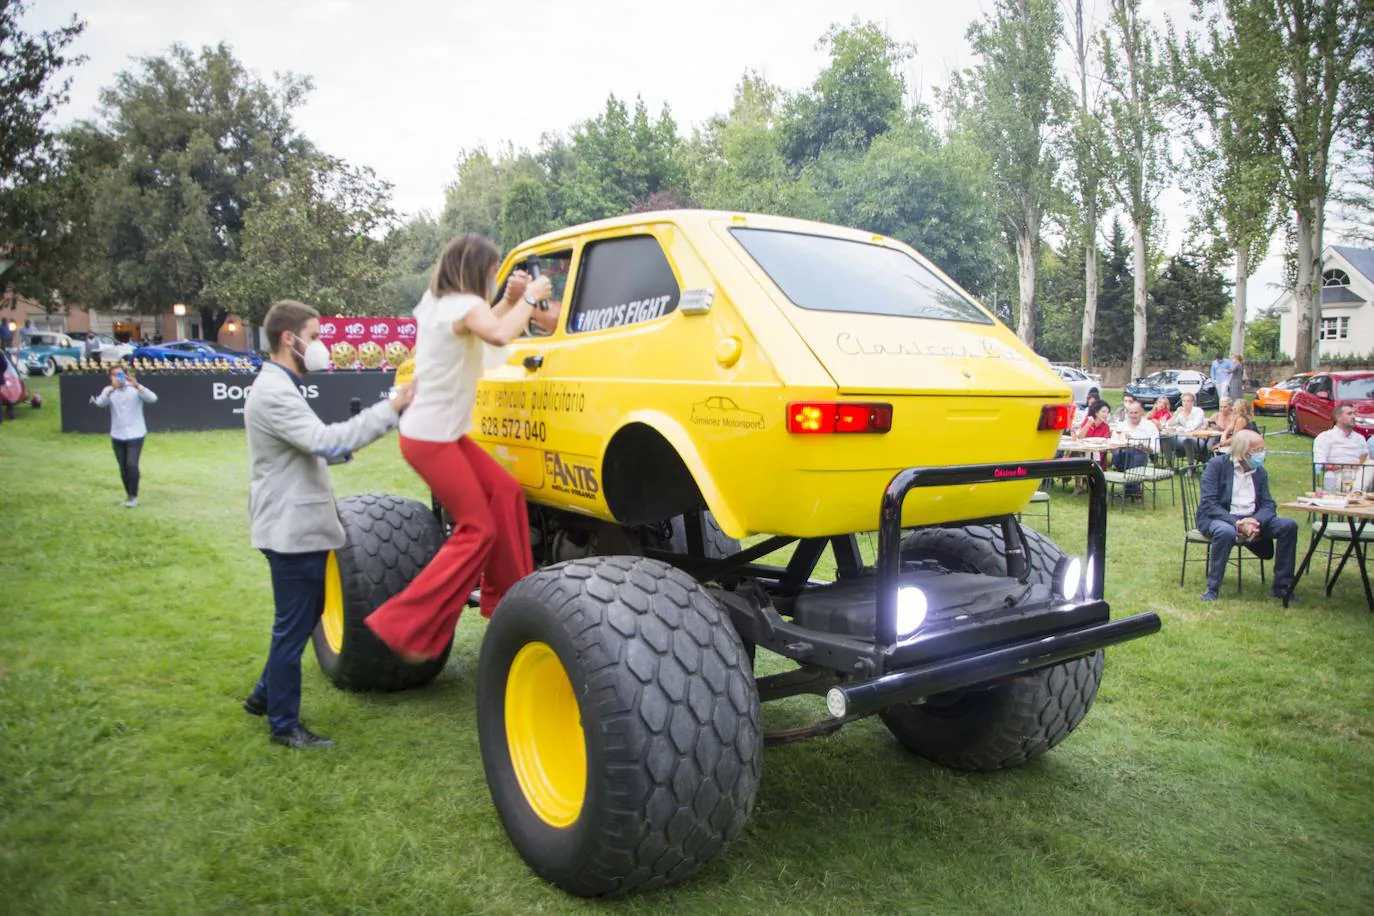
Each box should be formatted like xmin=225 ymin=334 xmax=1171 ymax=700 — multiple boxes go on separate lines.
xmin=18 ymin=331 xmax=81 ymax=376
xmin=67 ymin=331 xmax=137 ymax=365
xmin=1287 ymin=371 xmax=1374 ymax=438
xmin=1123 ymin=369 xmax=1220 ymax=410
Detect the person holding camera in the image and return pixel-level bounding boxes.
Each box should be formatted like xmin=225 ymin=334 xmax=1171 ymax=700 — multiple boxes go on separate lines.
xmin=94 ymin=364 xmax=158 ymax=507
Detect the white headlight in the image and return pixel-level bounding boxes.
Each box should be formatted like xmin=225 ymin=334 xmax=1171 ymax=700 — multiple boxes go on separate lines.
xmin=1060 ymin=556 xmax=1083 ymax=599
xmin=896 ymin=586 xmax=928 ymax=638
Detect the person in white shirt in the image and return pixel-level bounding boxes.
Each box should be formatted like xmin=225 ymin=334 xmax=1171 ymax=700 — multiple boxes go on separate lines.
xmin=1313 ymin=404 xmax=1368 ymax=468
xmin=94 ymin=364 xmax=158 ymax=507
xmin=1166 ymin=392 xmax=1207 ymax=433
xmin=1113 ymin=402 xmax=1159 ymax=498
xmin=1164 ymin=392 xmax=1209 ymax=462
xmin=1119 ymin=402 xmax=1160 ymax=450
xmin=365 ymin=234 xmax=558 ymax=664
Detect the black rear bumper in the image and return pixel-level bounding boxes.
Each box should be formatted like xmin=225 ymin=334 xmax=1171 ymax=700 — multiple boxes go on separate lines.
xmin=824 ymin=611 xmax=1161 ymax=718
xmin=703 ymin=457 xmax=1160 ymax=697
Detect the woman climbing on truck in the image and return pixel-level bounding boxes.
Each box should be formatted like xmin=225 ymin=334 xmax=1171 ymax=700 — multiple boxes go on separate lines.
xmin=364 ymin=234 xmax=557 ymax=663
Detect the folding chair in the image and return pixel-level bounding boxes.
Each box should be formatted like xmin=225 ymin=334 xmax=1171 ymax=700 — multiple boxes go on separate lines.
xmin=1150 ymin=435 xmax=1181 ymax=506
xmin=1103 ymin=445 xmax=1154 ymax=510
xmin=1178 ymin=463 xmax=1266 ymax=593
xmin=1308 ymin=462 xmax=1374 ymax=585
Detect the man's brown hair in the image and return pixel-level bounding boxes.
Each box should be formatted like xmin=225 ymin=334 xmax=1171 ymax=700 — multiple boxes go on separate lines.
xmin=264 ymin=300 xmax=320 ymax=352
xmin=430 ymin=234 xmax=501 ymax=299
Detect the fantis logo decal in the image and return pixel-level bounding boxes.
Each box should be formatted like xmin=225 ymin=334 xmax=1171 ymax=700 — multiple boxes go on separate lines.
xmin=544 ymin=451 xmax=599 ymax=499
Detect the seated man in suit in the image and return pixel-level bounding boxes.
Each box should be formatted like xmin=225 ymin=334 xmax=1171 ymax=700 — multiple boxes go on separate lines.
xmin=1195 ymin=430 xmax=1299 ymax=602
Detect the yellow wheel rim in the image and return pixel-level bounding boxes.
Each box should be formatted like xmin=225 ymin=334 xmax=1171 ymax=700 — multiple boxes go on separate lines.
xmin=322 ymin=551 xmax=344 ymax=654
xmin=505 ymin=641 xmax=587 ymax=828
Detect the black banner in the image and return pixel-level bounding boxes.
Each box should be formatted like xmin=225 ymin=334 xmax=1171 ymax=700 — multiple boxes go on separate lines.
xmin=60 ymin=370 xmax=397 ymax=433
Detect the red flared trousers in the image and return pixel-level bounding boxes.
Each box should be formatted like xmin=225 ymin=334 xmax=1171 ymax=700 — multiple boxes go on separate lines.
xmin=365 ymin=434 xmax=533 ymax=658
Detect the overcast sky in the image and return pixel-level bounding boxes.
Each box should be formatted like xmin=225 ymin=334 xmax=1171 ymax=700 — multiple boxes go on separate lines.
xmin=25 ymin=0 xmax=1298 ymax=315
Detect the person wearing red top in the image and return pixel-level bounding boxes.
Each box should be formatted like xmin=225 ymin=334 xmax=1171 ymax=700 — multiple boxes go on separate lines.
xmin=1148 ymin=396 xmax=1172 ymax=426
xmin=1070 ymin=401 xmax=1114 ymax=493
xmin=1076 ymin=400 xmax=1113 ymax=441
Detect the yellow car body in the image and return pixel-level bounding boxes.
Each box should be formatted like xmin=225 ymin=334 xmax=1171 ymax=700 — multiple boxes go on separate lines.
xmin=463 ymin=210 xmax=1072 ymax=540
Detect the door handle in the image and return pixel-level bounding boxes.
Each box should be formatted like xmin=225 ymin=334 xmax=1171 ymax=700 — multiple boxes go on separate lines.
xmin=523 ymin=354 xmax=544 ymax=371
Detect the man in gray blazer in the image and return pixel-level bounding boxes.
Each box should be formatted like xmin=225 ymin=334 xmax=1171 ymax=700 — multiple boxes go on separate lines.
xmin=242 ymin=299 xmax=414 ymax=749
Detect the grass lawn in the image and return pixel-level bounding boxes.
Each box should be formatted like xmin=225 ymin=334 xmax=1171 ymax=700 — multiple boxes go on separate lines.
xmin=2 ymin=375 xmax=1372 ymax=915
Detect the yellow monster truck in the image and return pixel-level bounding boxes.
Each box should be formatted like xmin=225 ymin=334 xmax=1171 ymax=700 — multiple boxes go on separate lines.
xmin=311 ymin=211 xmax=1161 ymax=897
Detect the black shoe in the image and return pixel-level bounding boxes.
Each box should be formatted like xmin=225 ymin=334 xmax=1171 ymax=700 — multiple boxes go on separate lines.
xmin=1201 ymin=589 xmax=1219 ymax=602
xmin=243 ymin=693 xmax=266 ymax=717
xmin=1272 ymin=590 xmax=1300 ymax=604
xmin=270 ymin=725 xmax=335 ymax=749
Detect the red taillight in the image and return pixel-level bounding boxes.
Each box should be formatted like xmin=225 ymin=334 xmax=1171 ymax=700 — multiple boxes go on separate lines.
xmin=787 ymin=402 xmax=893 ymax=434
xmin=1038 ymin=403 xmax=1073 ymax=431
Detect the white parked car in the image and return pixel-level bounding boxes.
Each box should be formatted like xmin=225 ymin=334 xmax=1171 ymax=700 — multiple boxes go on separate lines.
xmin=1050 ymin=364 xmax=1102 ymax=405
xmin=68 ymin=332 xmax=137 ymax=365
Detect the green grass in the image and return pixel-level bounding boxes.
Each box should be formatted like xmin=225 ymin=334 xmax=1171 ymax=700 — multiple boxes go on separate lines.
xmin=1 ymin=376 xmax=1372 ymax=915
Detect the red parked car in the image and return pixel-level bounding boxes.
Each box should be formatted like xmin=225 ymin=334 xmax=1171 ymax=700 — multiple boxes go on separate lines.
xmin=1286 ymin=370 xmax=1374 ymax=437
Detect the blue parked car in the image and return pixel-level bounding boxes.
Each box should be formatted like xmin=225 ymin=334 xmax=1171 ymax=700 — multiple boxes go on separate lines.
xmin=130 ymin=340 xmax=262 ymax=370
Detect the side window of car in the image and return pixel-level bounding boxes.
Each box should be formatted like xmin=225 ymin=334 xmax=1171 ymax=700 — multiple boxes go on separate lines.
xmin=503 ymin=249 xmax=573 ymax=338
xmin=566 ymin=235 xmax=680 ymax=335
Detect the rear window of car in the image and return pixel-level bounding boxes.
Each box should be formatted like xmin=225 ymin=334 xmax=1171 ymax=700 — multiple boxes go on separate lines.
xmin=730 ymin=228 xmax=991 ymax=324
xmin=1336 ymin=377 xmax=1374 ymax=399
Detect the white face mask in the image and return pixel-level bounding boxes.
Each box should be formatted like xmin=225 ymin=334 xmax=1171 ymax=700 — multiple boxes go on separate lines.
xmin=292 ymin=337 xmax=331 ymax=373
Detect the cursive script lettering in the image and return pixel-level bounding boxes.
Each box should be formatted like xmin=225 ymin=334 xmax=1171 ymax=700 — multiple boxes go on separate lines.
xmin=835 ymin=332 xmax=1027 ymax=362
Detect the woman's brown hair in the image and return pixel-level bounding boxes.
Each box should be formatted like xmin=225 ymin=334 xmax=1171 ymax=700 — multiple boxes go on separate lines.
xmin=430 ymin=234 xmax=501 ymax=299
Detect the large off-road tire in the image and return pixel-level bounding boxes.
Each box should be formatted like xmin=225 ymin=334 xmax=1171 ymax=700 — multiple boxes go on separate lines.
xmin=311 ymin=494 xmax=452 ymax=691
xmin=477 ymin=556 xmax=762 ymax=897
xmin=881 ymin=524 xmax=1104 ymax=771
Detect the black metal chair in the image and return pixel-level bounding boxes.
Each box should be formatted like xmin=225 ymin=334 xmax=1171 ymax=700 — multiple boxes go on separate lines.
xmin=1178 ymin=462 xmax=1266 ymax=593
xmin=1104 ymin=445 xmax=1159 ymax=510
xmin=1308 ymin=462 xmax=1374 ymax=584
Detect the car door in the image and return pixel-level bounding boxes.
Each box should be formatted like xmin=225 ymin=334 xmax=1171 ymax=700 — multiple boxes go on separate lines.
xmin=1296 ymin=375 xmax=1332 ymax=435
xmin=473 ymin=246 xmax=580 ymax=497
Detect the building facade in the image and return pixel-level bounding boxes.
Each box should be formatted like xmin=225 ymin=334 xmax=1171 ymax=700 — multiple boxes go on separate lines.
xmin=1275 ymin=246 xmax=1374 ymax=361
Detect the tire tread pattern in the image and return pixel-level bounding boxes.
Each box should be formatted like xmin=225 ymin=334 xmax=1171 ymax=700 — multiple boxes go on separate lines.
xmin=886 ymin=524 xmax=1104 ymax=771
xmin=496 ymin=557 xmax=761 ymax=897
xmin=312 ymin=494 xmax=450 ymax=691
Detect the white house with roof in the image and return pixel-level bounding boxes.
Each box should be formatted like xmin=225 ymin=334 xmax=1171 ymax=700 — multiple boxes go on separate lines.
xmin=1275 ymin=245 xmax=1374 ymax=360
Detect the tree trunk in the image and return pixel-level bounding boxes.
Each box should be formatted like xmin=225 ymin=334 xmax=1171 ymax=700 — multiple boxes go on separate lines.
xmin=1230 ymin=245 xmax=1249 ymax=357
xmin=1015 ymin=229 xmax=1037 ymax=346
xmin=1130 ymin=221 xmax=1148 ymax=379
xmin=1311 ymin=193 xmax=1326 ymax=369
xmin=1079 ymin=208 xmax=1098 ymax=369
xmin=1293 ymin=205 xmax=1317 ymax=371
